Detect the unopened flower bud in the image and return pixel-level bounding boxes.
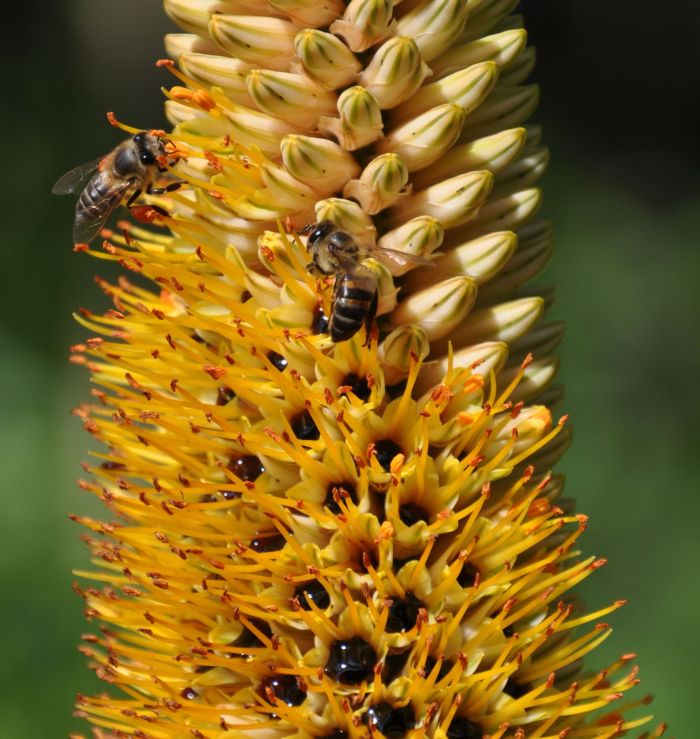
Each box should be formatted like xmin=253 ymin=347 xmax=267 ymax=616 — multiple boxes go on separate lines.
xmin=462 ymin=84 xmax=539 ymax=141
xmin=377 ymin=216 xmax=444 ymax=266
xmin=343 ymin=153 xmax=410 ymax=214
xmin=393 ymin=61 xmax=498 ymax=123
xmin=267 ymin=0 xmax=345 ymax=27
xmin=313 ymin=198 xmax=377 ymax=244
xmin=498 ymin=357 xmax=560 ymax=403
xmin=378 ymin=104 xmax=465 ymax=172
xmin=209 ymin=15 xmax=297 ymax=72
xmin=390 ymin=276 xmax=478 ymax=341
xmin=430 ymin=28 xmax=527 ymax=79
xmin=396 ymin=0 xmax=469 ymax=61
xmin=177 ymin=52 xmax=253 ymax=105
xmin=389 ymin=170 xmax=493 ymax=229
xmin=294 ymin=29 xmax=361 ymax=89
xmin=411 ymin=127 xmax=526 ymax=190
xmin=462 ymin=187 xmax=541 ymax=237
xmin=415 ymin=341 xmax=509 ymax=395
xmin=220 ymin=103 xmax=297 ymax=157
xmin=404 ymin=231 xmax=516 ymax=289
xmin=245 ymin=69 xmax=337 ymax=129
xmin=442 ymin=296 xmax=545 ymax=350
xmin=379 ymin=326 xmax=430 ymax=385
xmin=318 ymin=86 xmax=384 ymax=150
xmin=330 ymin=0 xmax=395 ymax=53
xmin=281 ymin=135 xmax=361 ymax=194
xmin=358 ymin=36 xmax=431 ymax=110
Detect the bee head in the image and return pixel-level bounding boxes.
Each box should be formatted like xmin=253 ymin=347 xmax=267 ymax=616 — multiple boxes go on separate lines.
xmin=133 ymin=132 xmax=165 ymax=165
xmin=305 ymin=221 xmax=336 ymax=248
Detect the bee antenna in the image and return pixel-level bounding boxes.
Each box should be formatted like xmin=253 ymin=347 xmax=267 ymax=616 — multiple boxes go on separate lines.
xmin=298 ymin=222 xmax=316 ymax=235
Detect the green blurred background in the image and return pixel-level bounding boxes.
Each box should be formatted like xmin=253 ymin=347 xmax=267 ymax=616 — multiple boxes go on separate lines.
xmin=1 ymin=1 xmax=697 ymax=735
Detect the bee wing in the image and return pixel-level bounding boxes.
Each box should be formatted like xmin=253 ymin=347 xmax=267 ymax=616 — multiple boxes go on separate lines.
xmin=369 ymin=244 xmax=436 ymax=272
xmin=71 ymin=178 xmax=133 ymax=244
xmin=51 ymin=157 xmax=103 ymax=195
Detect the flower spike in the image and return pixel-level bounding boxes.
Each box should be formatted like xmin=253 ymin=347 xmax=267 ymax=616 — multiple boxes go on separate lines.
xmin=65 ymin=1 xmax=664 ymax=738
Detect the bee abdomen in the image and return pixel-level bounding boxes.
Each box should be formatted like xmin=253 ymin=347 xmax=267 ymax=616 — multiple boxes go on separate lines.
xmin=78 ymin=175 xmax=117 ymax=217
xmin=330 ymin=279 xmax=376 ymax=342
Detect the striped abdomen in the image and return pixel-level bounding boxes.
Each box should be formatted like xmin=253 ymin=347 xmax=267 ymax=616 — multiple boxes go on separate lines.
xmin=330 ymin=268 xmax=378 ymax=343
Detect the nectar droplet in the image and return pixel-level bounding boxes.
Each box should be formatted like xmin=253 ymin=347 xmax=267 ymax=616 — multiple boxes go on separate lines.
xmin=325 ymin=636 xmax=377 ymax=684
xmin=340 ymin=372 xmax=371 ymax=401
xmin=260 ymin=674 xmax=306 ymax=706
xmin=363 ymin=702 xmax=415 ymax=737
xmin=291 ymin=409 xmax=320 ymax=440
xmin=386 ymin=592 xmax=424 ymax=633
xmin=250 ymin=532 xmax=286 ymax=552
xmin=228 ymin=455 xmax=264 ymax=481
xmin=267 ymin=350 xmax=288 ymax=371
xmin=399 ymin=502 xmax=429 ymax=526
xmin=294 ymin=580 xmax=331 ymax=610
xmin=324 ymin=481 xmax=357 ymax=514
xmin=374 ymin=439 xmax=403 ymax=471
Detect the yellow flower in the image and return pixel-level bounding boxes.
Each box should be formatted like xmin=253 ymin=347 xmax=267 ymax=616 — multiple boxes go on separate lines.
xmin=68 ymin=1 xmax=666 ymax=737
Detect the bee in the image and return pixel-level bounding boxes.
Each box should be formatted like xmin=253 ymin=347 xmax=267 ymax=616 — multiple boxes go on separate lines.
xmin=301 ymin=220 xmax=433 ymax=344
xmin=52 ymin=131 xmax=180 ymax=244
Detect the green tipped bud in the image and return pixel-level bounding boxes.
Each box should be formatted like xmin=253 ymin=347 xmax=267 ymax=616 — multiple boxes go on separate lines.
xmin=498 ymin=356 xmax=560 ymax=403
xmin=463 ymin=186 xmax=541 ymax=236
xmin=226 ymin=245 xmax=284 ymax=308
xmin=281 ymin=135 xmax=361 ymax=193
xmin=314 ymin=198 xmax=377 ymax=244
xmin=330 ymin=0 xmax=395 ymax=53
xmin=461 ymin=84 xmax=539 ymax=140
xmin=165 ymin=33 xmax=219 ymax=59
xmin=220 ymin=103 xmax=297 ymax=157
xmin=390 ymin=276 xmax=478 ymax=341
xmin=166 ymin=100 xmax=230 ymax=136
xmin=377 ymin=216 xmax=444 ymax=265
xmin=405 ymin=230 xmax=516 ymax=290
xmin=388 ymin=170 xmax=493 ymax=229
xmin=396 ymin=0 xmax=470 ymax=61
xmin=378 ymin=104 xmax=465 ymax=172
xmin=260 ymin=163 xmax=317 ymax=211
xmin=245 ymin=70 xmax=337 ymax=129
xmin=411 ymin=127 xmax=526 ymax=190
xmin=476 ymin=219 xmax=552 ymax=301
xmin=318 ymin=86 xmax=384 ymax=150
xmin=209 ymin=15 xmax=297 ymax=72
xmin=358 ymin=36 xmax=431 ymax=110
xmin=500 ymin=45 xmax=536 ymax=86
xmin=177 ymin=52 xmax=253 ymax=105
xmin=392 ymin=61 xmax=498 ymax=122
xmin=343 ymin=153 xmax=410 ymax=214
xmin=430 ymin=28 xmax=527 ymax=79
xmin=527 ymin=424 xmax=572 ymax=470
xmin=294 ymin=29 xmax=361 ymax=89
xmin=415 ymin=340 xmax=508 ymax=395
xmin=379 ymin=325 xmax=431 ymax=385
xmin=439 ymin=296 xmax=545 ymax=350
xmin=267 ymin=0 xmax=345 ymax=28
xmin=164 ymin=0 xmax=222 ymax=36
xmin=495 ymin=146 xmax=549 ymax=190
xmin=462 ymin=0 xmax=521 ymax=43
xmin=510 ymin=319 xmax=564 ymax=359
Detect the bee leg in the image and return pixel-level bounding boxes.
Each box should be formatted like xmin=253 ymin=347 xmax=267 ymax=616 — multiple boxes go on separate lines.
xmin=146 ymin=181 xmax=183 ymax=195
xmin=306 ymin=261 xmax=323 ymax=276
xmin=126 ymin=188 xmax=143 ymax=207
xmin=362 ymin=291 xmax=379 ymax=347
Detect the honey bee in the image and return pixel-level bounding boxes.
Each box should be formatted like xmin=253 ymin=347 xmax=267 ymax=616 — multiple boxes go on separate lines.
xmin=52 ymin=132 xmax=180 ymax=244
xmin=301 ymin=220 xmax=433 ymax=344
